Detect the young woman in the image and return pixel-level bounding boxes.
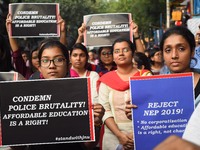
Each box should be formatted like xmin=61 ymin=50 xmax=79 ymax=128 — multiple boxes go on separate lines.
xmin=133 ymin=52 xmax=151 ymax=71
xmin=149 ymin=46 xmax=164 ymax=75
xmin=70 ymin=43 xmax=99 ymax=104
xmin=28 ymin=46 xmax=40 ymax=79
xmin=96 ymin=46 xmax=117 ymax=77
xmin=125 ymin=26 xmax=200 ymax=118
xmin=10 ymin=39 xmax=104 ymax=150
xmin=98 ymin=38 xmax=151 ymax=150
xmin=160 ymin=26 xmax=200 ymax=107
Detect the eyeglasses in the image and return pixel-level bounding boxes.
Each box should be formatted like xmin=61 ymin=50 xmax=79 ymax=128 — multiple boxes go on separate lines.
xmin=102 ymin=51 xmax=112 ymax=56
xmin=113 ymin=48 xmax=130 ymax=54
xmin=40 ymin=57 xmax=66 ymax=68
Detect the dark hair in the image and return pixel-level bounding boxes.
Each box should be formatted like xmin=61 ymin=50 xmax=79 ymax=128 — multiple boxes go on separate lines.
xmin=112 ymin=38 xmax=135 ymax=56
xmin=160 ymin=26 xmax=195 ymax=53
xmin=148 ymin=46 xmax=161 ymax=65
xmin=29 ymin=45 xmax=39 ymax=72
xmin=70 ymin=43 xmax=89 ymax=68
xmin=0 ymin=34 xmax=14 ymax=71
xmin=38 ymin=39 xmax=69 ymax=68
xmin=149 ymin=46 xmax=160 ymax=58
xmin=134 ymin=52 xmax=151 ymax=70
xmin=70 ymin=43 xmax=89 ymax=59
xmin=21 ymin=50 xmax=30 ymax=57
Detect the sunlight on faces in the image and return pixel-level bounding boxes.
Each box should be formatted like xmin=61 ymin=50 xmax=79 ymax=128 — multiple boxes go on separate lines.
xmin=38 ymin=47 xmax=67 ymax=79
xmin=113 ymin=41 xmax=133 ymax=66
xmin=163 ymin=34 xmax=194 ymax=73
xmin=70 ymin=49 xmax=87 ymax=70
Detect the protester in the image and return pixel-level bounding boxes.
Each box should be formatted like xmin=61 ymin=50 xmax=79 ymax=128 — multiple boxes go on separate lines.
xmin=21 ymin=50 xmax=30 ymax=65
xmin=69 ymin=43 xmax=99 ymax=104
xmin=96 ymin=46 xmax=117 ymax=77
xmin=28 ymin=46 xmax=40 ymax=79
xmin=125 ymin=25 xmax=200 ymax=119
xmin=149 ymin=46 xmax=164 ymax=75
xmin=88 ymin=50 xmax=99 ymax=65
xmin=125 ymin=26 xmax=200 ymax=150
xmin=98 ymin=38 xmax=151 ymax=150
xmin=132 ymin=52 xmax=151 ymax=71
xmin=9 ymin=39 xmax=104 ymax=150
xmin=159 ymin=26 xmax=200 ymax=106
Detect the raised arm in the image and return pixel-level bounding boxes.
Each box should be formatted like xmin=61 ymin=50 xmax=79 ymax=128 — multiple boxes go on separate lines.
xmin=6 ymin=14 xmax=19 ymax=52
xmin=57 ymin=15 xmax=67 ymax=46
xmin=76 ymin=23 xmax=86 ymax=43
xmin=6 ymin=13 xmax=31 ymax=79
xmin=131 ymin=21 xmax=145 ymax=53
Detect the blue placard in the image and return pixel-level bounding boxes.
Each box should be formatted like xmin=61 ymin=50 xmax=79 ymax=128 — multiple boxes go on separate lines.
xmin=130 ymin=73 xmax=195 ymax=150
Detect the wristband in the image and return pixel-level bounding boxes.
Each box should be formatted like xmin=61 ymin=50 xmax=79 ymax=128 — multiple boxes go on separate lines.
xmin=134 ymin=36 xmax=140 ymax=40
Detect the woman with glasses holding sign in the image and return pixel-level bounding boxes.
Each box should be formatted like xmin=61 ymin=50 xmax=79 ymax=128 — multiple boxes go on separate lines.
xmin=98 ymin=38 xmax=151 ymax=150
xmin=9 ymin=39 xmax=104 ymax=150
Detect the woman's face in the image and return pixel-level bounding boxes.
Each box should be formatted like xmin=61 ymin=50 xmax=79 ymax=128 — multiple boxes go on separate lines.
xmin=38 ymin=47 xmax=67 ymax=79
xmin=113 ymin=41 xmax=133 ymax=66
xmin=31 ymin=50 xmax=39 ymax=69
xmin=22 ymin=53 xmax=29 ymax=63
xmin=100 ymin=47 xmax=113 ymax=65
xmin=70 ymin=49 xmax=87 ymax=70
xmin=163 ymin=34 xmax=194 ymax=73
xmin=151 ymin=51 xmax=163 ymax=63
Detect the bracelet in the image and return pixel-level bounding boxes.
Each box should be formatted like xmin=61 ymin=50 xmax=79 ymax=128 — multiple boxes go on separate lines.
xmin=134 ymin=36 xmax=140 ymax=40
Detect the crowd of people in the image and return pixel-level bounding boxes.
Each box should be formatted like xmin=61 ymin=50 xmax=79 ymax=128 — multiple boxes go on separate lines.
xmin=0 ymin=9 xmax=200 ymax=150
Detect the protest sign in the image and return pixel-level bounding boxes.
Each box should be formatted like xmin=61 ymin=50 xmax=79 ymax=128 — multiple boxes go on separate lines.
xmin=0 ymin=78 xmax=94 ymax=146
xmin=9 ymin=3 xmax=60 ymax=38
xmin=130 ymin=73 xmax=195 ymax=150
xmin=0 ymin=72 xmax=18 ymax=81
xmin=84 ymin=13 xmax=132 ymax=47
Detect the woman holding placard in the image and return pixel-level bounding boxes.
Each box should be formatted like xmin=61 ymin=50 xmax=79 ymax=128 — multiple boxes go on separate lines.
xmin=126 ymin=26 xmax=200 ymax=119
xmin=8 ymin=39 xmax=104 ymax=150
xmin=98 ymin=38 xmax=151 ymax=150
xmin=125 ymin=26 xmax=200 ymax=149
